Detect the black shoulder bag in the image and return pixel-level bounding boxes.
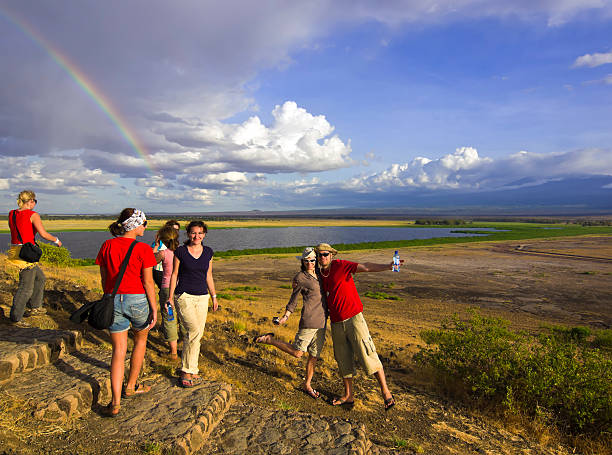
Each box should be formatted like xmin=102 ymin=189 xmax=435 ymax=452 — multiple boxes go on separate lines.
xmin=70 ymin=240 xmax=138 ymax=330
xmin=11 ymin=210 xmax=43 ymax=263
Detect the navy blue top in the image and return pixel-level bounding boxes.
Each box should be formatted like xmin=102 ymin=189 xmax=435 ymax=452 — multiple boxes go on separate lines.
xmin=174 ymin=244 xmax=214 ymax=295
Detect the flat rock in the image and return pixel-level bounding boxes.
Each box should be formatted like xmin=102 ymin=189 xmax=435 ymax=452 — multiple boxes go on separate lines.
xmin=197 ymin=402 xmax=371 ymax=455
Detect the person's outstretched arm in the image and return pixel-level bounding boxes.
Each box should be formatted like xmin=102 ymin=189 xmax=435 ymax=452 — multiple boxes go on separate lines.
xmin=356 ymin=261 xmax=403 ymax=273
xmin=31 ymin=213 xmax=62 ymax=246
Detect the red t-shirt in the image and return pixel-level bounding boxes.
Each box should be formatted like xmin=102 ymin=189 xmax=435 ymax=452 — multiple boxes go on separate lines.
xmin=8 ymin=209 xmax=38 ymax=244
xmin=96 ymin=237 xmax=157 ymax=294
xmin=320 ymin=260 xmax=362 ymax=323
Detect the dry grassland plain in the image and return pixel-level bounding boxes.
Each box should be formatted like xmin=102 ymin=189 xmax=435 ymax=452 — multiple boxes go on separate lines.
xmin=0 ymin=218 xmax=416 ymax=232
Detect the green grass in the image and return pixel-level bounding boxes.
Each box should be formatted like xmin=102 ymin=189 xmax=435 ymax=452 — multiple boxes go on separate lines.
xmin=277 ymin=401 xmax=292 ymax=410
xmin=216 ymin=293 xmax=235 ymax=300
xmin=279 ymin=284 xmax=292 ymax=289
xmin=232 ymin=321 xmax=247 ymax=333
xmin=141 ymin=442 xmax=162 ymax=454
xmin=364 ymin=291 xmax=400 ymax=300
xmin=225 ymin=286 xmax=262 ymax=291
xmin=392 ymin=437 xmax=424 ymax=453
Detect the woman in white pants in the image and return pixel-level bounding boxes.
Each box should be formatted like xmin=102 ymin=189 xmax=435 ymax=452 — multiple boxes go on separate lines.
xmin=168 ymin=220 xmax=218 ymax=387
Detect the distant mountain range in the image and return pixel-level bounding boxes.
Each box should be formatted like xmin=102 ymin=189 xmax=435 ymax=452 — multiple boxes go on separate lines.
xmin=43 ymin=175 xmax=612 ymax=218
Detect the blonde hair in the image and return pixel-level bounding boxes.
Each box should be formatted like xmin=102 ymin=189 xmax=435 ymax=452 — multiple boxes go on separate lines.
xmin=17 ymin=190 xmax=36 ymax=208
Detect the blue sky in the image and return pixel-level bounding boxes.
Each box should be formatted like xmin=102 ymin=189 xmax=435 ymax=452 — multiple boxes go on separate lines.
xmin=1 ymin=1 xmax=611 ymax=214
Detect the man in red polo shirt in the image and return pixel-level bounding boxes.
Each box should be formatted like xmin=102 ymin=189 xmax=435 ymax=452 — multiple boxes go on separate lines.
xmin=315 ymin=242 xmax=401 ymax=411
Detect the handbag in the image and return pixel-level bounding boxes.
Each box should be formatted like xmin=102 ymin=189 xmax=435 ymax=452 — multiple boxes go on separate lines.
xmin=11 ymin=210 xmax=43 ymax=263
xmin=70 ymin=240 xmax=138 ymax=329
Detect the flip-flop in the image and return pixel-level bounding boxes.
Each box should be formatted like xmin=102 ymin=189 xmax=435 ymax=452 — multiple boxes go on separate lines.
xmin=303 ymin=388 xmax=320 ymax=399
xmin=122 ymin=383 xmax=151 ymax=398
xmin=332 ymin=397 xmax=355 ymax=409
xmin=253 ymin=332 xmax=275 ymax=344
xmin=179 ymin=377 xmax=194 ymax=388
xmin=384 ymin=395 xmax=396 ymax=411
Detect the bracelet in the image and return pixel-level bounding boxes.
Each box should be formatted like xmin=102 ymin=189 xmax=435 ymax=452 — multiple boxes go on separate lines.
xmin=54 ymin=238 xmax=60 ymax=245
xmin=212 ymin=294 xmax=217 ymax=298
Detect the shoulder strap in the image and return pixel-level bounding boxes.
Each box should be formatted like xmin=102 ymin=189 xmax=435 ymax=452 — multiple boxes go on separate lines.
xmin=11 ymin=210 xmax=24 ymax=244
xmin=110 ymin=240 xmax=138 ymax=297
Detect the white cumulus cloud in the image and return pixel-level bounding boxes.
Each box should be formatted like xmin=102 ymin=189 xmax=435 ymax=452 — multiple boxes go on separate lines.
xmin=572 ymin=49 xmax=612 ymax=68
xmin=156 ymin=101 xmax=353 ymax=173
xmin=343 ymin=148 xmax=612 ymax=192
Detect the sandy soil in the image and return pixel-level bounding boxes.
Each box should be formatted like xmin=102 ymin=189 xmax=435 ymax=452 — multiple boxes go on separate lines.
xmin=0 ymin=235 xmax=610 ymax=454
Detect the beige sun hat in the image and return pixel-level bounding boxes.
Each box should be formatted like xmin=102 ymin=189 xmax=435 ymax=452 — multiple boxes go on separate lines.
xmin=314 ymin=243 xmax=338 ymax=255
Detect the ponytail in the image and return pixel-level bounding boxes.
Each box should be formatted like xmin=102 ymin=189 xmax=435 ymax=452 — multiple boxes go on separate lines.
xmin=108 ymin=221 xmax=126 ymax=237
xmin=108 ymin=208 xmax=135 ymax=237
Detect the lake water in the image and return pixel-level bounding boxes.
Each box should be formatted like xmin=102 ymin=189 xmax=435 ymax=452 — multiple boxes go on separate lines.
xmin=0 ymin=226 xmax=495 ymax=259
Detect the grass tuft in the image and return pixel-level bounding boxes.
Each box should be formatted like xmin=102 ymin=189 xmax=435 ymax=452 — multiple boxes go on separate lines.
xmin=226 ymin=286 xmax=262 ymax=292
xmin=364 ymin=291 xmax=399 ymax=300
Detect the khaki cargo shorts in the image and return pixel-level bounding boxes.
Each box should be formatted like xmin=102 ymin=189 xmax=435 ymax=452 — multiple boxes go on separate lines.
xmin=331 ymin=312 xmax=382 ymax=378
xmin=292 ymin=327 xmax=326 ymax=357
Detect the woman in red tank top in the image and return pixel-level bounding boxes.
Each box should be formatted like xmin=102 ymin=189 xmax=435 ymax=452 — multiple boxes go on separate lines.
xmin=7 ymin=190 xmax=62 ymax=324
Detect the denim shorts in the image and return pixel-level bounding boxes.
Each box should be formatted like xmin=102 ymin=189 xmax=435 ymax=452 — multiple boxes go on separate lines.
xmin=108 ymin=294 xmax=150 ymax=333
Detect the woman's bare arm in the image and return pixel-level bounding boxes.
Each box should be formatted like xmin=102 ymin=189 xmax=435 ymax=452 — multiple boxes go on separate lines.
xmin=206 ymin=258 xmax=218 ymax=311
xmin=168 ymin=255 xmax=180 ymax=304
xmin=30 ymin=213 xmax=62 ymax=246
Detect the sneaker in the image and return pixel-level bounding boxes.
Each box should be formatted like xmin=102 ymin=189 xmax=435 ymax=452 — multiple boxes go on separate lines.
xmin=25 ymin=307 xmax=46 ymax=317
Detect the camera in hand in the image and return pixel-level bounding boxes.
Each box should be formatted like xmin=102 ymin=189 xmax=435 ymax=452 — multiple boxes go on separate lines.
xmin=273 ymin=316 xmax=280 ymax=325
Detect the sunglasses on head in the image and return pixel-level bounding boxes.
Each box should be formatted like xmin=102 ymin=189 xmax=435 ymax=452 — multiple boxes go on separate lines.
xmin=317 ymin=252 xmax=331 ymax=257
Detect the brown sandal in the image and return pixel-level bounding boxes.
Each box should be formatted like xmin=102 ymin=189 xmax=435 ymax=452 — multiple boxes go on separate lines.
xmin=101 ymin=403 xmax=120 ymax=418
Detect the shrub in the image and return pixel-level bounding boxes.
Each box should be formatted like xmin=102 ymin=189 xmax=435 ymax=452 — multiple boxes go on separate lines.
xmin=593 ymin=329 xmax=612 ymax=349
xmin=39 ymin=243 xmax=93 ymax=266
xmin=39 ymin=243 xmax=74 ymax=266
xmin=416 ymin=311 xmax=612 ymax=434
xmin=546 ymin=325 xmax=591 ymax=342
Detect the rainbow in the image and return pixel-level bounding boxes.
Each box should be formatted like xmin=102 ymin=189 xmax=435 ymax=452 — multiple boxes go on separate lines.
xmin=1 ymin=8 xmax=156 ymax=173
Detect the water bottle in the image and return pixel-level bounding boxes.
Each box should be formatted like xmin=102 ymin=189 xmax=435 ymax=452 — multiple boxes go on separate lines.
xmin=166 ymin=301 xmax=174 ymax=321
xmin=392 ymin=250 xmax=400 ymax=272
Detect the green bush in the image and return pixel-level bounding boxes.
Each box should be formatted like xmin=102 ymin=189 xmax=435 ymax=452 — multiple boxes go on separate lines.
xmin=39 ymin=243 xmax=93 ymax=266
xmin=416 ymin=311 xmax=612 ymax=434
xmin=593 ymin=329 xmax=612 ymax=349
xmin=546 ymin=325 xmax=591 ymax=342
